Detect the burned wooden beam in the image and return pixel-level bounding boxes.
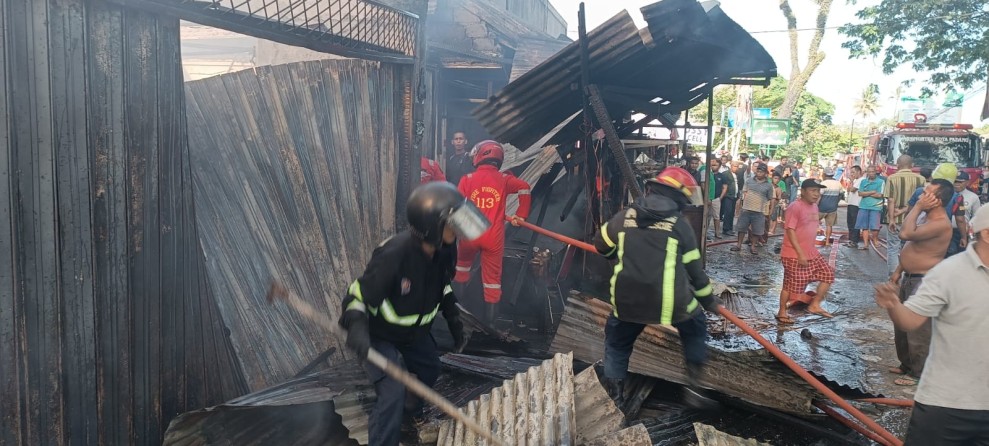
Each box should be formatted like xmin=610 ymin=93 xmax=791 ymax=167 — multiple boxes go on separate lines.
xmin=587 ymin=84 xmax=644 ymax=200
xmin=551 ymin=293 xmax=817 ymax=414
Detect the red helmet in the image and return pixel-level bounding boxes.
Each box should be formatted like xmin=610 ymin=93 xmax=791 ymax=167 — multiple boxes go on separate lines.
xmin=471 ymin=140 xmax=504 ymax=168
xmin=647 ymin=167 xmax=697 ymax=197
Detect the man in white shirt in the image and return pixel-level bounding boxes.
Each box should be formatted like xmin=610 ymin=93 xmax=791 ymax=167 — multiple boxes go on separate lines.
xmin=844 ymin=166 xmax=864 ymax=248
xmin=873 ymin=204 xmax=989 ymax=445
xmin=955 ymin=171 xmax=982 ymax=234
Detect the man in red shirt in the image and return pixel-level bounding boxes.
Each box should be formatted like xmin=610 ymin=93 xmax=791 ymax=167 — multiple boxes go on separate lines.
xmin=778 ymin=179 xmax=835 ymax=324
xmin=420 ymin=156 xmax=446 ymax=184
xmin=455 ymin=140 xmax=531 ymax=322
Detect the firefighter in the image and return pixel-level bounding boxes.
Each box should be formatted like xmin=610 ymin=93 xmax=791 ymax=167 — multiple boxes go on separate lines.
xmin=593 ymin=167 xmax=724 ymax=410
xmin=454 ymin=140 xmax=531 ymax=322
xmin=338 ymin=181 xmax=488 ymax=446
xmin=420 ymin=156 xmax=446 ymax=184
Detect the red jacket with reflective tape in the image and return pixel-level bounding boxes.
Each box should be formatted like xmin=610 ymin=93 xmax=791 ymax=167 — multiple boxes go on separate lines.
xmin=420 ymin=157 xmax=446 ymax=184
xmin=457 ymin=165 xmax=531 ymax=243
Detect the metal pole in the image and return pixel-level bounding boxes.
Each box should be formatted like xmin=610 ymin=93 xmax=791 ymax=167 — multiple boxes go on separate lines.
xmin=702 ymin=90 xmax=715 ymax=265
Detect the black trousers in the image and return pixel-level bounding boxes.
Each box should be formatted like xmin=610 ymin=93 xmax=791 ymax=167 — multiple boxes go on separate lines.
xmin=365 ymin=334 xmax=441 ymax=446
xmin=846 ymin=205 xmax=861 ymax=243
xmin=946 ymin=228 xmax=964 ymax=258
xmin=905 ymin=402 xmax=989 ymax=446
xmin=603 ymin=312 xmax=708 ymax=379
xmin=720 ymin=197 xmax=737 ymax=233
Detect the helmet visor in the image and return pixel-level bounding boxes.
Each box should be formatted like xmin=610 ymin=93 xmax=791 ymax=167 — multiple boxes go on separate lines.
xmin=447 ymin=201 xmax=490 ymax=241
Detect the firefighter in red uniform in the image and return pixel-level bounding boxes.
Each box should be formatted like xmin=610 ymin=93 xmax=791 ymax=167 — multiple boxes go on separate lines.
xmin=420 ymin=156 xmax=446 ymax=184
xmin=454 ymin=140 xmax=531 ymax=322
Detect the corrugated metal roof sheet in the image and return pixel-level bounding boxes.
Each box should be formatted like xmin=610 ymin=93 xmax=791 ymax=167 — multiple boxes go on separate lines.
xmin=574 ymin=366 xmax=626 ymax=444
xmin=693 ymin=422 xmax=771 ymax=446
xmin=163 ymin=363 xmax=371 ymax=446
xmin=472 ymin=0 xmax=776 ymax=150
xmin=510 ymin=37 xmax=572 ymax=82
xmin=551 ymin=293 xmax=817 ymax=415
xmin=436 ymin=352 xmax=577 ymax=445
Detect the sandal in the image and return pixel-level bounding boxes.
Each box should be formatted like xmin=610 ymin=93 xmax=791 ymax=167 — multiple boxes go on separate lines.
xmin=894 ymin=376 xmax=919 ymax=386
xmin=730 ymin=246 xmax=741 ymax=252
xmin=774 ymin=314 xmax=795 ymax=324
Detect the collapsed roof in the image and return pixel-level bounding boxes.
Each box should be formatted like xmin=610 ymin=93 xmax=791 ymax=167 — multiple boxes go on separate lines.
xmin=473 ymin=0 xmax=777 ymax=150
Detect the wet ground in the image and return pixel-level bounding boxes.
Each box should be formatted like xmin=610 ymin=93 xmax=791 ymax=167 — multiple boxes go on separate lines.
xmin=703 ymin=207 xmax=913 ymax=441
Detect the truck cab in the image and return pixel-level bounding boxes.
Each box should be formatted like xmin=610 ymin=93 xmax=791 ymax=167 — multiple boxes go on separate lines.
xmin=873 ymin=121 xmax=985 ymax=198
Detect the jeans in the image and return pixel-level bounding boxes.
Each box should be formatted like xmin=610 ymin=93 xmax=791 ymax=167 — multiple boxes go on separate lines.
xmin=365 ymin=334 xmax=441 ymax=446
xmin=846 ymin=205 xmax=860 ymax=243
xmin=720 ymin=197 xmax=737 ymax=233
xmin=603 ymin=312 xmax=708 ymax=379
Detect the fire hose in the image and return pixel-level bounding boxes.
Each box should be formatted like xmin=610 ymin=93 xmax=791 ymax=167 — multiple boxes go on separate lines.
xmin=511 ymin=218 xmax=904 ymax=446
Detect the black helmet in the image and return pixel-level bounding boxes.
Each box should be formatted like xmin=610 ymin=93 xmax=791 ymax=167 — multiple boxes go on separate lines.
xmin=407 ymin=182 xmax=490 ymax=246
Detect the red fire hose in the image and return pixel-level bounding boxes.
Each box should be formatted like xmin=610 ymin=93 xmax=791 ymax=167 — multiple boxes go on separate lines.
xmin=856 ymin=397 xmax=914 ymax=408
xmin=512 ymin=218 xmax=904 ymax=446
xmin=814 ymin=401 xmax=896 ymax=446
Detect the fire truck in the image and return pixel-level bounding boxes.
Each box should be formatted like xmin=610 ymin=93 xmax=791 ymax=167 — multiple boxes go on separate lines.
xmin=846 ymin=115 xmax=988 ymax=200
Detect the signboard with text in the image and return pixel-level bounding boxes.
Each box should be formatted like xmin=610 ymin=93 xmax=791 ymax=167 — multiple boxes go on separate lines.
xmin=748 ymin=119 xmax=791 ymax=145
xmin=685 ymin=128 xmax=708 ymax=146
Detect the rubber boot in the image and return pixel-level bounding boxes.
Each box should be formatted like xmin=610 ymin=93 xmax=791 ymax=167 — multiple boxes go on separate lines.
xmin=602 ymin=377 xmax=626 ymax=410
xmin=683 ymin=363 xmax=719 ymax=410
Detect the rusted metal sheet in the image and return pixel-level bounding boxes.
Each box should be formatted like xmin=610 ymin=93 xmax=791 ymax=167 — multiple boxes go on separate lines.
xmin=163 ymin=364 xmax=370 ymax=446
xmin=583 ymin=424 xmax=652 ymax=446
xmin=436 ymin=352 xmax=576 ymax=445
xmin=112 ymin=0 xmax=419 ymax=63
xmin=1 ymin=1 xmax=248 ymax=444
xmin=510 ymin=37 xmax=571 ymax=82
xmin=185 ymin=59 xmax=405 ymax=390
xmin=693 ymin=423 xmax=772 ymax=446
xmin=473 ymin=0 xmax=776 ymax=150
xmin=551 ymin=293 xmax=817 ymax=415
xmin=573 ymin=366 xmax=625 ymax=444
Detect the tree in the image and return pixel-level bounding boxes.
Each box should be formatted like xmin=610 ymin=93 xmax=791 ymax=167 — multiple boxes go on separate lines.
xmin=840 ymin=0 xmax=989 ymax=97
xmin=777 ymin=0 xmax=835 ymax=119
xmin=853 ymin=84 xmax=880 ymax=121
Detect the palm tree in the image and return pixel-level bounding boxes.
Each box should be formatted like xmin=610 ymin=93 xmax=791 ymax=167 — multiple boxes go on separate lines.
xmin=849 ymin=84 xmax=880 ymax=151
xmin=854 ymin=84 xmax=880 ymax=121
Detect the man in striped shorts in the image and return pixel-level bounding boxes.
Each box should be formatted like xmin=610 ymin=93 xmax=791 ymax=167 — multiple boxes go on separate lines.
xmin=778 ymin=179 xmax=835 ymax=324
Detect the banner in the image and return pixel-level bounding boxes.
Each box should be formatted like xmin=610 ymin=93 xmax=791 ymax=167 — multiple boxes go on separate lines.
xmin=727 ymin=107 xmax=771 ymax=128
xmin=749 ymin=119 xmax=791 ymax=145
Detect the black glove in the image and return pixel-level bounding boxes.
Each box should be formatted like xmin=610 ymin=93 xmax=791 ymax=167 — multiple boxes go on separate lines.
xmin=447 ymin=316 xmax=467 ymax=353
xmin=700 ymin=295 xmax=725 ymax=313
xmin=339 ymin=309 xmax=371 ymax=360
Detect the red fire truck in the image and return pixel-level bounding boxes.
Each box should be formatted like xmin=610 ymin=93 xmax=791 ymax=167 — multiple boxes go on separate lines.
xmin=846 ymin=116 xmax=988 ymax=200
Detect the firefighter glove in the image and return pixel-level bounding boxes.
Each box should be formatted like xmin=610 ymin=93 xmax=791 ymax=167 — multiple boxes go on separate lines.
xmin=339 ymin=309 xmax=371 ymax=360
xmin=448 ymin=316 xmax=467 ymax=353
xmin=700 ymin=295 xmax=724 ymax=313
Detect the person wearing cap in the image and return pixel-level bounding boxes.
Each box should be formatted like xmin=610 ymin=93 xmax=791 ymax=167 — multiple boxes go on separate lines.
xmin=887 ymin=179 xmax=956 ymax=387
xmin=873 ymin=203 xmax=989 ymax=444
xmin=732 ymin=163 xmax=774 ymax=253
xmin=777 ymin=179 xmax=835 ymax=323
xmin=955 ymin=171 xmax=982 ymax=238
xmin=906 ymin=163 xmax=968 ymax=257
xmin=855 ymin=166 xmax=886 ymax=251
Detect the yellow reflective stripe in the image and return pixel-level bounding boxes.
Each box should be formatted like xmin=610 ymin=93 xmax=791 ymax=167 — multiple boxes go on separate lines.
xmin=346 ymin=300 xmax=366 ymax=313
xmin=421 ymin=304 xmax=441 ymax=325
xmin=600 ymin=222 xmax=616 ymax=248
xmin=682 ymin=248 xmax=701 ymax=264
xmin=661 ymin=238 xmax=679 ymax=325
xmin=609 ymin=232 xmax=626 ymax=317
xmin=694 ymin=283 xmax=713 ymax=297
xmin=379 ymin=299 xmax=441 ymax=327
xmin=349 ymin=280 xmax=364 ymax=301
xmin=686 ymin=298 xmax=698 ymax=313
xmin=444 ymin=285 xmax=453 ymax=296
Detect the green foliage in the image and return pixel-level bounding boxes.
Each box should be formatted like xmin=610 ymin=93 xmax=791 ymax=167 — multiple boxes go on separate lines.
xmin=840 ymin=0 xmax=989 ymax=95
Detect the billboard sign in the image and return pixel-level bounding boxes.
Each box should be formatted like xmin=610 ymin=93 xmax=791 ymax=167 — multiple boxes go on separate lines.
xmin=749 ymin=119 xmax=791 ymax=145
xmin=727 ymin=107 xmax=771 ymax=128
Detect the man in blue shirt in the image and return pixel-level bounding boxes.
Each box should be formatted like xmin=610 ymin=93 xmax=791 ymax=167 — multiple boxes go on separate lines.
xmin=855 ymin=166 xmax=886 ymax=250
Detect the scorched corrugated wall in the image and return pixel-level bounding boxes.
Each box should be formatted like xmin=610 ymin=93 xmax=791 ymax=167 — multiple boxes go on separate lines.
xmin=0 ymin=0 xmax=248 ymax=444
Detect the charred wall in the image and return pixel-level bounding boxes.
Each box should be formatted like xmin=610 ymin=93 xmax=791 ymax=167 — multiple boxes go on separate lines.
xmin=185 ymin=59 xmax=406 ymax=390
xmin=0 ymin=0 xmax=247 ymax=444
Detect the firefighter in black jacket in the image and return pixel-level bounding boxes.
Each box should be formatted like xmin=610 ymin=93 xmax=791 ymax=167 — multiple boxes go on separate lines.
xmin=339 ymin=182 xmax=488 ymax=446
xmin=593 ymin=167 xmax=724 ymax=409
